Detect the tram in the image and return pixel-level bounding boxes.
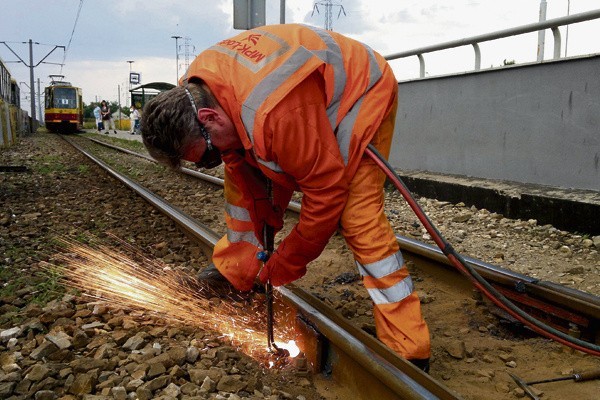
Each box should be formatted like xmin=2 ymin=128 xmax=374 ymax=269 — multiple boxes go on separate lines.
xmin=44 ymin=75 xmax=83 ymax=133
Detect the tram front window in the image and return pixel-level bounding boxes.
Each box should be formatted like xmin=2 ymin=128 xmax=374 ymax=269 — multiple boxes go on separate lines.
xmin=53 ymin=88 xmax=77 ymax=109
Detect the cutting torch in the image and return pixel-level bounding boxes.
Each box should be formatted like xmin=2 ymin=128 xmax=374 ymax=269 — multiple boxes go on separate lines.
xmin=256 ymin=178 xmax=287 ymax=356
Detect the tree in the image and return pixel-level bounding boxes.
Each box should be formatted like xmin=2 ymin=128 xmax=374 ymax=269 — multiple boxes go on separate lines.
xmin=83 ymin=102 xmax=97 ymax=119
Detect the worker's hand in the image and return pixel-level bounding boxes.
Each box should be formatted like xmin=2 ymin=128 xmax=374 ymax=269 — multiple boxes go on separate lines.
xmin=259 ymin=249 xmax=307 ymax=286
xmin=258 ymin=227 xmax=323 ymax=286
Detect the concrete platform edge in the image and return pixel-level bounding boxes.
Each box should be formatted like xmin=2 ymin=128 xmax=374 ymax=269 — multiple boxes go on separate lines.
xmin=392 ymin=173 xmax=600 ymax=235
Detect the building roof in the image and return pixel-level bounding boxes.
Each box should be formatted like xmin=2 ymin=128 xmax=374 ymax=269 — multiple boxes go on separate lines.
xmin=129 ymin=82 xmax=175 ymax=93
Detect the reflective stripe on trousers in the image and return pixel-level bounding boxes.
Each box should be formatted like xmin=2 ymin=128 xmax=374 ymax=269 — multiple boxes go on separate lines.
xmin=225 ymin=202 xmax=261 ymax=248
xmin=213 ymin=202 xmax=263 ymax=292
xmin=357 ymin=252 xmax=414 ymax=305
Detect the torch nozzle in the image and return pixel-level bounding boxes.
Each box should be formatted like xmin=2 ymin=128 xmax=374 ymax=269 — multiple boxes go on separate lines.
xmin=265 ymin=281 xmax=276 ymax=348
xmin=269 ymin=341 xmax=290 ymax=357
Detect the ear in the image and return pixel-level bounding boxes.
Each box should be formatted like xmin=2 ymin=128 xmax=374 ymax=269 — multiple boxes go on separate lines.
xmin=197 ymin=108 xmax=220 ymax=125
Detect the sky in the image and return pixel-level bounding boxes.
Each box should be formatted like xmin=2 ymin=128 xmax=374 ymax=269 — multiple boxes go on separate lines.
xmin=1 ymin=0 xmax=599 ymax=112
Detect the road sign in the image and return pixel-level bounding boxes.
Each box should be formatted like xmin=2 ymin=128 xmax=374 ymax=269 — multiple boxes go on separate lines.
xmin=130 ymin=72 xmax=141 ymax=85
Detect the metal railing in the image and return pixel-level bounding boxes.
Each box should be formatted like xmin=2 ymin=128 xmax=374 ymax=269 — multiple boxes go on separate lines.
xmin=384 ymin=9 xmax=600 ymax=78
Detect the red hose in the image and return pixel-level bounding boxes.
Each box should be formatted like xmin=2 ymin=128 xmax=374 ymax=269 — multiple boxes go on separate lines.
xmin=365 ymin=145 xmax=600 ymax=356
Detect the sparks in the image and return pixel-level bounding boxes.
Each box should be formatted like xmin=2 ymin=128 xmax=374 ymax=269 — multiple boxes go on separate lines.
xmin=46 ymin=234 xmax=299 ymax=364
xmin=274 ymin=340 xmax=301 ymax=357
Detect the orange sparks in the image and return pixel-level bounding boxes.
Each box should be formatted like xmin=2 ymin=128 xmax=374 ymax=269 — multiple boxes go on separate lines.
xmin=46 ymin=235 xmax=298 ymax=363
xmin=274 ymin=340 xmax=301 ymax=357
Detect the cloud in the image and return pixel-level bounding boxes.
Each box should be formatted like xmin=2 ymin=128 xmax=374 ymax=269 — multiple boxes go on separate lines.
xmin=379 ymin=9 xmax=415 ymax=25
xmin=65 ymin=56 xmax=175 ymax=104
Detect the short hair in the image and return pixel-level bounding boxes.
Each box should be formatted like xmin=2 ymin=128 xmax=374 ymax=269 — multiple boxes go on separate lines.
xmin=141 ymin=81 xmax=217 ymax=169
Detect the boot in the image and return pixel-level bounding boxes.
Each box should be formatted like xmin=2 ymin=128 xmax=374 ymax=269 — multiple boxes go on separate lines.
xmin=409 ymin=358 xmax=430 ymax=373
xmin=195 ymin=264 xmax=239 ymax=298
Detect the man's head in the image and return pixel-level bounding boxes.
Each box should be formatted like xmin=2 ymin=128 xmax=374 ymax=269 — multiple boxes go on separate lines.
xmin=141 ymin=82 xmax=222 ymax=169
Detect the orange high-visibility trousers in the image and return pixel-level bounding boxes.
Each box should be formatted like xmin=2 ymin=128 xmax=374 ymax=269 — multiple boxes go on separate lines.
xmin=340 ymin=99 xmax=431 ymax=360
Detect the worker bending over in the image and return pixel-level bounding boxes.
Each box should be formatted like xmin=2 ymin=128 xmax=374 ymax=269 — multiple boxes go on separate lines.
xmin=141 ymin=24 xmax=431 ymax=371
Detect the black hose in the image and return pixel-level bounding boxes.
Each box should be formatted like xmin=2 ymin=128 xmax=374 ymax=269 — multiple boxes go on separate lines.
xmin=365 ymin=144 xmax=600 ymax=356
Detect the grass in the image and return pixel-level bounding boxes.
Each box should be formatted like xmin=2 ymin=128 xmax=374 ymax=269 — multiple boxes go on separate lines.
xmin=81 ymin=132 xmax=147 ymax=153
xmin=0 ymin=261 xmax=66 ymax=325
xmin=31 ymin=266 xmax=66 ymax=305
xmin=30 ymin=152 xmax=89 ymax=175
xmin=83 ymin=121 xmax=96 ymax=129
xmin=34 ymin=154 xmax=67 ymax=174
xmin=0 ymin=238 xmax=70 ymax=328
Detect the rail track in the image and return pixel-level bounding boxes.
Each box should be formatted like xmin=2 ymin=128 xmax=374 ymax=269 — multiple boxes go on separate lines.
xmin=60 ymin=133 xmax=600 ymax=399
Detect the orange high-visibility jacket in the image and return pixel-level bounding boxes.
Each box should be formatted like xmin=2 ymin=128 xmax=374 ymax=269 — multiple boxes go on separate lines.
xmin=183 ymin=24 xmax=398 ymax=290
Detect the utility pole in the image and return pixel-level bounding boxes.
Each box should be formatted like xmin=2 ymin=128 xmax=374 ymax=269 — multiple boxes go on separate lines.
xmin=312 ymin=0 xmax=346 ymax=31
xmin=182 ymin=37 xmax=195 ymax=76
xmin=127 ymin=60 xmax=134 ymax=107
xmin=118 ymin=84 xmax=121 ymax=129
xmin=37 ymin=78 xmax=43 ymax=125
xmin=171 ymin=35 xmax=182 ymax=84
xmin=1 ymin=39 xmax=64 ymax=133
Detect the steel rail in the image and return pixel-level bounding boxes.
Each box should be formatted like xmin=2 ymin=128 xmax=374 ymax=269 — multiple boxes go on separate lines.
xmin=85 ymin=136 xmax=600 ymax=340
xmin=87 ymin=138 xmax=224 ymax=186
xmin=281 ymin=285 xmax=456 ymax=399
xmin=65 ymin=136 xmax=460 ymax=399
xmin=398 ymin=236 xmax=600 ymax=323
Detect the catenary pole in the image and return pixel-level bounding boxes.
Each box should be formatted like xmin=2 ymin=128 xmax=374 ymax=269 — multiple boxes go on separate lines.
xmin=29 ymin=39 xmax=35 ymax=130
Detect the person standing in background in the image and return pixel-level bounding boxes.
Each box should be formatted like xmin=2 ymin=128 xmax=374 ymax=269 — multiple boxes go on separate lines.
xmin=93 ymin=104 xmax=103 ymax=132
xmin=129 ymin=103 xmax=141 ymax=135
xmin=100 ymin=100 xmax=117 ymax=134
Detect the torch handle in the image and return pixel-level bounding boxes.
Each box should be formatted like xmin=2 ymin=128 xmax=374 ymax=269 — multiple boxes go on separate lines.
xmin=527 ymin=368 xmax=600 ymax=385
xmin=574 ymin=369 xmax=600 ymax=382
xmin=262 ymin=179 xmax=276 ymax=351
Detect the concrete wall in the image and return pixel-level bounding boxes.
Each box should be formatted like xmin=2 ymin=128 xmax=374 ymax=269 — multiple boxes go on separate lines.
xmin=0 ymin=99 xmax=15 ymax=147
xmin=0 ymin=99 xmax=27 ymax=148
xmin=391 ymin=55 xmax=600 ymax=191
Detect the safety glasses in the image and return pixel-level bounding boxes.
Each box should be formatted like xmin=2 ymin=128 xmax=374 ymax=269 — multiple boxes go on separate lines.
xmin=184 ymin=87 xmax=222 ymax=169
